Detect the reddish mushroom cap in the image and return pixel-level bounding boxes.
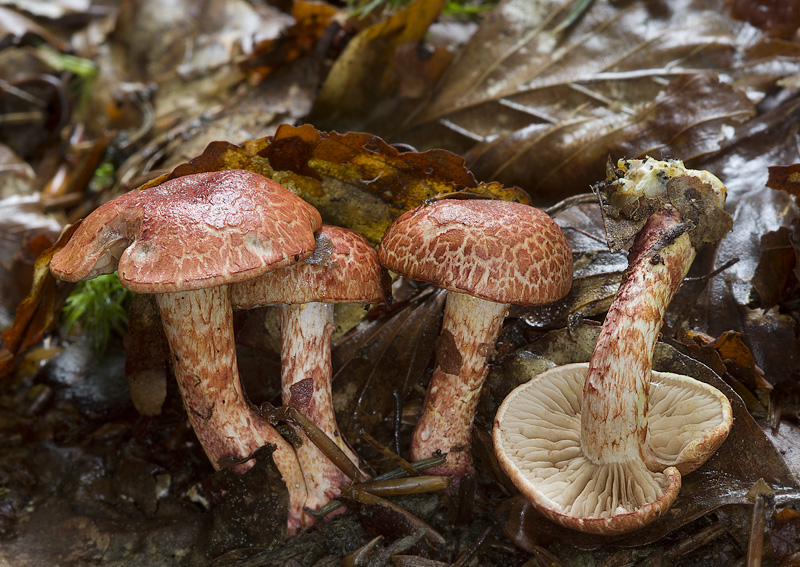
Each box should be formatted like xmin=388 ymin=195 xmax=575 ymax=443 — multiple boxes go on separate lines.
xmin=378 ymin=200 xmax=572 ymax=305
xmin=50 ymin=169 xmax=322 ymax=294
xmin=231 ymin=225 xmax=388 ymax=307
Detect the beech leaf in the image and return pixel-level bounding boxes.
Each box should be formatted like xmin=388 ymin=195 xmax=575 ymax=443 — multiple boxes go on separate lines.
xmin=357 ymin=0 xmax=800 ymax=203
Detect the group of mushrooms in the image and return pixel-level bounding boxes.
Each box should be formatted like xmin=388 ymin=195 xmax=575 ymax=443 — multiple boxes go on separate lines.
xmin=48 ymin=157 xmax=733 ymax=537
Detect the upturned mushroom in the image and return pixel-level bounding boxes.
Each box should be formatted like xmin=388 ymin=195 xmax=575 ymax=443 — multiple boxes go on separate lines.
xmin=49 ymin=169 xmax=322 ymax=534
xmin=493 ymin=158 xmax=734 ymax=534
xmin=378 ymin=199 xmax=572 ymax=479
xmin=230 ymin=224 xmax=388 ymax=512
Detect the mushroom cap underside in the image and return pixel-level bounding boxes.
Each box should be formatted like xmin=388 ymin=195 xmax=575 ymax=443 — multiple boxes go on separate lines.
xmin=230 ymin=225 xmax=388 ymax=307
xmin=50 ymin=169 xmax=323 ymax=293
xmin=493 ymin=362 xmax=732 ymax=534
xmin=378 ymin=199 xmax=572 ymax=306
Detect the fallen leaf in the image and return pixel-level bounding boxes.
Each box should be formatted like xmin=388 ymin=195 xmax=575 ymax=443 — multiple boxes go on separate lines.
xmin=139 ymin=123 xmax=530 ymax=244
xmin=724 ymin=0 xmax=800 ymax=39
xmin=752 ymin=226 xmax=798 ymax=309
xmin=683 ymin=97 xmax=800 ymax=391
xmin=332 ymin=287 xmax=446 ymax=444
xmin=360 ymin=0 xmax=796 ymax=204
xmin=766 ymin=163 xmax=800 ymax=199
xmin=307 ymin=0 xmax=447 ymax=132
xmin=239 ymin=1 xmax=340 ymax=84
xmin=0 ymin=223 xmax=78 ymax=378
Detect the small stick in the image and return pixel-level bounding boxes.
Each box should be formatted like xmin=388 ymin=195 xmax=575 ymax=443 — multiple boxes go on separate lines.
xmin=451 ymin=526 xmax=493 ymax=567
xmin=360 ymin=428 xmax=420 ymax=476
xmin=747 ymin=494 xmax=767 ymax=567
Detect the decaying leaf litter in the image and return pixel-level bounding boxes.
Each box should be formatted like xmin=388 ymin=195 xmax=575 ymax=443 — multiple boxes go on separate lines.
xmin=0 ymin=0 xmax=799 ymax=565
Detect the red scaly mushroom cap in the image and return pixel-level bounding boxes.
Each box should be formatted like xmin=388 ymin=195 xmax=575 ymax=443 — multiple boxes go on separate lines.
xmin=378 ymin=199 xmax=572 ymax=305
xmin=231 ymin=225 xmax=388 ymax=307
xmin=50 ymin=169 xmax=323 ymax=293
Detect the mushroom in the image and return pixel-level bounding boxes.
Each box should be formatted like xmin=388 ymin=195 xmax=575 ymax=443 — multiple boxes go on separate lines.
xmin=49 ymin=169 xmax=322 ymax=534
xmin=378 ymin=199 xmax=572 ymax=479
xmin=230 ymin=224 xmax=388 ymax=511
xmin=493 ymin=158 xmax=734 ymax=534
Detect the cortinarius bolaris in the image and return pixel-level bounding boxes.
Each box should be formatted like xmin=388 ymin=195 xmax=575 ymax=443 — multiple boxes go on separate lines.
xmin=379 ymin=199 xmax=572 ymax=480
xmin=231 ymin=224 xmax=388 ymax=512
xmin=493 ymin=158 xmax=734 ymax=534
xmin=50 ymin=169 xmax=322 ymax=534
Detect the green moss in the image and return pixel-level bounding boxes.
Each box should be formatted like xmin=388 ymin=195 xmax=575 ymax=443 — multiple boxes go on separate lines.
xmin=61 ymin=273 xmax=134 ymax=353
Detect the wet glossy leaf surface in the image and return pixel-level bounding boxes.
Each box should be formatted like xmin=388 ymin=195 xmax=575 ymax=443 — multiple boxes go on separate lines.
xmin=320 ymin=0 xmax=800 ymax=204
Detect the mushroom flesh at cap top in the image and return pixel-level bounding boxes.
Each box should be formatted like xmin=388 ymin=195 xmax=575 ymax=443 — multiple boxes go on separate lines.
xmin=50 ymin=169 xmax=323 ymax=535
xmin=378 ymin=199 xmax=572 ymax=480
xmin=493 ymin=158 xmax=734 ymax=535
xmin=230 ymin=225 xmax=388 ymax=512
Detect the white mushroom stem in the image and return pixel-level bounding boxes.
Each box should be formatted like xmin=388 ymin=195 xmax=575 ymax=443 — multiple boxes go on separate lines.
xmin=411 ymin=291 xmax=509 ymax=477
xmin=279 ymin=302 xmax=365 ymax=511
xmin=155 ymin=286 xmax=309 ymax=535
xmin=582 ymin=207 xmax=694 ymax=466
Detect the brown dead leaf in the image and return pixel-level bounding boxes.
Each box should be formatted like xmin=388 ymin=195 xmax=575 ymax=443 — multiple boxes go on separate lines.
xmin=709 ymin=331 xmax=774 ymax=396
xmin=0 ymin=223 xmax=78 ymax=378
xmin=683 ymin=97 xmax=800 ymax=392
xmin=724 ymin=0 xmax=800 ymax=39
xmin=752 ymin=226 xmax=798 ymax=309
xmin=239 ymin=1 xmax=340 ymax=84
xmin=766 ymin=163 xmax=800 ymax=199
xmin=344 ymin=0 xmax=800 ymax=204
xmin=332 ymin=288 xmax=446 ymax=444
xmin=307 ymin=0 xmax=447 ymax=132
xmin=139 ymin=123 xmax=530 ymax=244
xmin=673 ymin=329 xmax=772 ymax=415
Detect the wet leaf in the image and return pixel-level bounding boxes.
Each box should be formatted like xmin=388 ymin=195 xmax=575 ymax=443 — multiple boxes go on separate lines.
xmin=766 ymin=163 xmax=800 ymax=199
xmin=353 ymin=0 xmax=800 ymax=204
xmin=332 ymin=288 xmax=446 ymax=443
xmin=496 ymin=323 xmax=799 ymax=549
xmin=308 ymin=0 xmax=448 ymax=132
xmin=0 ymin=195 xmax=62 ymax=321
xmin=751 ymin=226 xmax=798 ymax=309
xmin=724 ymin=0 xmax=800 ymax=38
xmin=240 ymin=1 xmax=340 ymax=84
xmin=673 ymin=329 xmax=771 ymax=415
xmin=0 ymin=223 xmax=78 ymax=378
xmin=139 ymin=123 xmax=530 ymax=245
xmin=686 ymin=98 xmax=800 ymax=390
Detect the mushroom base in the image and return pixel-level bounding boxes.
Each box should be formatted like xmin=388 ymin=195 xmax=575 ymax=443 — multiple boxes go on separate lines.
xmin=156 ymin=286 xmax=310 ymax=535
xmin=280 ymin=302 xmax=365 ymax=512
xmin=411 ymin=291 xmax=508 ymax=479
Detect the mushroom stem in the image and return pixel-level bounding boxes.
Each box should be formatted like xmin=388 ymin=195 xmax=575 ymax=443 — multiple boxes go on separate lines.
xmin=155 ymin=286 xmax=309 ymax=534
xmin=279 ymin=302 xmax=365 ymax=510
xmin=411 ymin=291 xmax=508 ymax=477
xmin=582 ymin=208 xmax=694 ymax=464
